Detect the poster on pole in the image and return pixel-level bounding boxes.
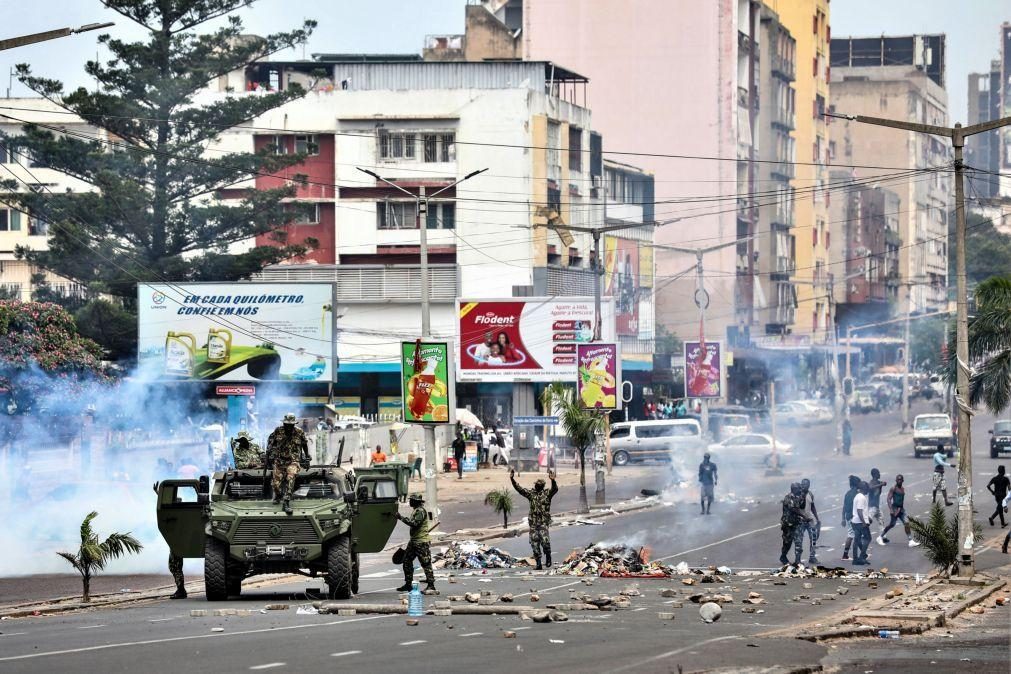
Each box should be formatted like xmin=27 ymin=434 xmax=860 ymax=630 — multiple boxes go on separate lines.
xmin=684 ymin=340 xmax=724 ymax=399
xmin=137 ymin=282 xmax=335 ymax=382
xmin=576 ymin=343 xmax=621 ymax=410
xmin=400 ymin=340 xmax=456 ymax=425
xmin=603 ymin=236 xmax=640 ymax=336
xmin=456 ymin=297 xmax=615 ymax=382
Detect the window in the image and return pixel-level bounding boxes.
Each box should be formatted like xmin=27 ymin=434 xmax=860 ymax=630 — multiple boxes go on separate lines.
xmin=547 ymin=121 xmax=561 ymax=183
xmin=294 ymin=135 xmax=319 ymax=155
xmin=291 ymin=203 xmax=321 ymax=224
xmin=379 ymin=130 xmax=415 ymax=160
xmin=425 ymin=202 xmax=456 ymax=230
xmin=270 ymin=134 xmax=288 ymax=155
xmin=28 ymin=214 xmax=45 ymax=236
xmin=568 ymin=127 xmax=582 ymax=173
xmin=0 ymin=143 xmax=13 ymax=164
xmin=439 ymin=133 xmax=455 ymax=162
xmin=0 ymin=209 xmax=22 ymax=232
xmin=610 ymin=426 xmax=630 ymax=439
xmin=377 ymin=201 xmax=418 ymax=229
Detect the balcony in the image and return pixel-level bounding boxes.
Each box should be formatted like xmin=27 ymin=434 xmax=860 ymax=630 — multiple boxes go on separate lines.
xmin=771 ymin=107 xmax=795 ymax=132
xmin=771 ymin=54 xmax=796 ymax=81
xmin=770 ymin=161 xmax=795 ymax=179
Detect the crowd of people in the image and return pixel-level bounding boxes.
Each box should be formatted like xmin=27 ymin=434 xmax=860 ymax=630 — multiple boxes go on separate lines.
xmin=643 ymin=399 xmax=691 ymax=420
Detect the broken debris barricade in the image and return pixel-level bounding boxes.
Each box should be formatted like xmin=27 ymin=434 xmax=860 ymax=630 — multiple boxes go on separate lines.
xmin=433 ymin=540 xmax=532 ymax=570
xmin=556 ymin=544 xmax=676 ymax=578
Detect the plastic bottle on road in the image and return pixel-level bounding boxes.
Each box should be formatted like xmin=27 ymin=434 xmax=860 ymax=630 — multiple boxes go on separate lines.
xmin=877 ymin=630 xmax=901 ymax=639
xmin=408 ymin=582 xmax=424 ymax=617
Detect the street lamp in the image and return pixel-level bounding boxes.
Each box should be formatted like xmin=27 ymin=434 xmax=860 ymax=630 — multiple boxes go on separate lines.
xmin=355 ymin=166 xmax=486 ymax=518
xmin=0 ymin=22 xmax=114 ymax=51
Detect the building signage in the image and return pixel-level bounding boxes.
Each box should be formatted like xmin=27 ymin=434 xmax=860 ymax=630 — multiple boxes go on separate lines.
xmin=138 ymin=282 xmax=335 ymax=382
xmin=576 ymin=342 xmax=621 ymax=410
xmin=684 ymin=340 xmax=725 ymax=400
xmin=513 ymin=416 xmax=560 ymax=426
xmin=456 ymin=297 xmax=615 ymax=382
xmin=400 ymin=340 xmax=455 ymax=425
xmin=215 ymin=385 xmax=256 ymax=396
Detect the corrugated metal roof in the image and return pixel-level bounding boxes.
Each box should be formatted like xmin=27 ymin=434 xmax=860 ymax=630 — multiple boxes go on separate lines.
xmin=330 ymin=61 xmax=558 ymax=92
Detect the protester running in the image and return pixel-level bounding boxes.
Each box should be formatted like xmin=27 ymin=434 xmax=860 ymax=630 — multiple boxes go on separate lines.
xmin=987 ymin=465 xmax=1009 ymax=527
xmin=931 ymin=445 xmax=954 ymax=506
xmin=877 ymin=474 xmax=920 ymax=547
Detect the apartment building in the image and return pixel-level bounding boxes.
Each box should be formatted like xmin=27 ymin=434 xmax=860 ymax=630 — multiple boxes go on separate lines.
xmin=967 ymin=22 xmax=1011 ymax=204
xmin=830 ymin=34 xmax=952 ymax=314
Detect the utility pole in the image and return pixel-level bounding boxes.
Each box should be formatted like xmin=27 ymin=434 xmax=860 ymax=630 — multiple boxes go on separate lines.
xmin=828 ymin=111 xmax=1011 ymax=577
xmin=0 ymin=22 xmax=113 ymax=51
xmin=356 ymin=167 xmax=487 ymax=518
xmin=901 ymin=284 xmax=912 ymax=433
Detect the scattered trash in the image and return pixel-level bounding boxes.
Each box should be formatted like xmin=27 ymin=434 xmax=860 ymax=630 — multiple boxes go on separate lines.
xmin=657 ymin=611 xmax=675 ymax=620
xmin=699 ymin=602 xmax=722 ymax=623
xmin=465 ymin=593 xmax=481 ymax=603
xmin=968 ymin=606 xmax=985 ymax=615
xmin=529 ymin=594 xmax=541 ymax=602
xmin=773 ymin=565 xmax=887 ymax=580
xmin=211 ymin=627 xmax=224 ymax=633
xmin=501 ymin=594 xmax=514 ymax=603
xmin=556 ymin=544 xmax=675 ymax=578
xmin=995 ymin=597 xmax=1007 ymax=607
xmin=503 ymin=630 xmax=517 ymax=638
xmin=549 ymin=639 xmax=565 ymax=644
xmin=803 ymin=583 xmax=813 ymax=590
xmin=190 ymin=610 xmax=207 ymax=617
xmin=406 ymin=619 xmax=419 ymax=626
xmin=433 ymin=541 xmax=531 ymax=569
xmin=264 ymin=604 xmax=288 ymax=611
xmin=296 ymin=605 xmax=319 ymax=615
xmin=716 ymin=566 xmax=732 ymax=575
xmin=528 ymin=609 xmax=568 ymax=623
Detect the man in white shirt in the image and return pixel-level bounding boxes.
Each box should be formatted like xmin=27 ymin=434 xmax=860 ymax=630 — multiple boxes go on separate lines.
xmin=1002 ymin=492 xmax=1010 ymax=554
xmin=851 ymin=481 xmax=872 ymax=566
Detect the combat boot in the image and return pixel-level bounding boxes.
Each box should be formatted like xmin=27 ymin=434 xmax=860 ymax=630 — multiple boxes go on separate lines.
xmin=423 ymin=582 xmax=438 ymax=595
xmin=396 ymin=580 xmax=413 ymax=592
xmin=272 ymin=495 xmax=281 ymax=505
xmin=283 ymin=498 xmax=293 ymax=515
xmin=170 ymin=587 xmax=187 ymax=599
xmin=545 ymin=552 xmax=552 ymax=567
xmin=535 ymin=556 xmax=543 ymax=570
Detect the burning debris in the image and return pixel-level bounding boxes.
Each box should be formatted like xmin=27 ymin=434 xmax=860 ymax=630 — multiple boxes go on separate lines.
xmin=556 ymin=544 xmax=676 ymax=578
xmin=432 ymin=541 xmax=531 ymax=570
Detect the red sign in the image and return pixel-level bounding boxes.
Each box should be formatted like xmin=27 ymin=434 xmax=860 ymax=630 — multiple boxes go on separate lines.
xmin=216 ymin=384 xmax=256 ymax=396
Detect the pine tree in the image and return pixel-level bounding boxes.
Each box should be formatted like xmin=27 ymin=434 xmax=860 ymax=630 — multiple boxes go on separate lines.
xmin=1 ymin=1 xmax=317 ymax=312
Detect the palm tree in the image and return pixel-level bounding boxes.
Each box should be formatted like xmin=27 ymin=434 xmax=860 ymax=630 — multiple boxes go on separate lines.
xmin=56 ymin=511 xmax=143 ymax=602
xmin=484 ymin=489 xmax=514 ymax=528
xmin=943 ymin=275 xmax=1011 ymax=413
xmin=908 ymin=502 xmax=982 ymax=577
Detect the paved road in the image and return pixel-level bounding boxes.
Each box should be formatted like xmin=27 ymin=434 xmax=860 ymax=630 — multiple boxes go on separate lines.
xmin=2 ymin=404 xmax=1009 ymax=672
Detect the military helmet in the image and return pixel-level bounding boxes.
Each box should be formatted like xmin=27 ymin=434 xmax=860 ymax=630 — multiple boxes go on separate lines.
xmin=237 ymin=430 xmax=251 ymax=439
xmin=408 ymin=493 xmax=424 ymax=506
xmin=282 ymin=413 xmax=297 ymax=425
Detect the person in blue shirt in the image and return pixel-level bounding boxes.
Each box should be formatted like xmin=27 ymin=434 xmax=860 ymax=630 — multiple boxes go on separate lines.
xmin=932 ymin=445 xmax=954 ymax=506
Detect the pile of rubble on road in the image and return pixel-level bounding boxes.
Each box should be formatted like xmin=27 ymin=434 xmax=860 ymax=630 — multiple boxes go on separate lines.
xmin=555 ymin=543 xmax=675 ymax=578
xmin=772 ymin=563 xmax=911 ymax=581
xmin=432 ymin=541 xmax=532 ymax=570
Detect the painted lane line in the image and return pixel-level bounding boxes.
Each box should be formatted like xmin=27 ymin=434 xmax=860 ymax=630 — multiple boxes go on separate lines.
xmin=148 ymin=618 xmax=173 ymax=623
xmin=249 ymin=664 xmax=285 ymax=670
xmin=77 ymin=625 xmax=106 ymax=629
xmin=0 ymin=614 xmax=394 ymax=663
xmin=512 ymin=626 xmax=532 ymax=631
xmin=0 ymin=632 xmax=27 ymax=637
xmin=460 ymin=632 xmax=483 ymax=637
xmin=330 ymin=651 xmax=362 ymax=657
xmin=399 ymin=640 xmax=426 ymax=646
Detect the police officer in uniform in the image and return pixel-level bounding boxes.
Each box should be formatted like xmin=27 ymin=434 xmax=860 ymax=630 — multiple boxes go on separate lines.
xmin=510 ymin=468 xmax=558 ymax=569
xmin=266 ymin=413 xmax=310 ymax=514
xmin=396 ymin=493 xmax=436 ymax=593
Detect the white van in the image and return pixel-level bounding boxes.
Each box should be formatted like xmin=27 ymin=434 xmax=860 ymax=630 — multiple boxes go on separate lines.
xmin=608 ymin=419 xmax=704 ymax=466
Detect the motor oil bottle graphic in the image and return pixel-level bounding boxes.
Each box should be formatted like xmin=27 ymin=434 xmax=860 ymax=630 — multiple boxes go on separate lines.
xmin=164 ymin=332 xmax=196 ymax=377
xmin=206 ymin=328 xmax=232 ymax=364
xmin=408 ymin=346 xmax=439 ymax=421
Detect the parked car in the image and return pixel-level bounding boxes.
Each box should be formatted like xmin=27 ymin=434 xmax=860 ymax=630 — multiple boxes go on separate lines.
xmin=608 ymin=419 xmax=704 ymax=466
xmin=989 ymin=420 xmax=1011 ymax=458
xmin=912 ymin=413 xmax=955 ymax=458
xmin=709 ymin=413 xmax=750 ymax=441
xmin=710 ymin=405 xmax=770 ymax=432
xmin=774 ymin=402 xmax=815 ymax=426
xmin=707 ymin=433 xmax=793 ymax=464
xmin=793 ymin=400 xmax=833 ymax=424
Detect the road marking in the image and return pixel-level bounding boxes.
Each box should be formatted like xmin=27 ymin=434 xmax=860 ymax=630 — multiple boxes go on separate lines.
xmin=460 ymin=632 xmax=482 ymax=637
xmin=148 ymin=618 xmax=173 ymax=623
xmin=631 ymin=607 xmax=647 ymax=612
xmin=399 ymin=640 xmax=426 ymax=646
xmin=330 ymin=651 xmax=361 ymax=657
xmin=77 ymin=625 xmax=106 ymax=629
xmin=512 ymin=626 xmax=532 ymax=631
xmin=249 ymin=664 xmax=285 ymax=670
xmin=360 ymin=570 xmax=400 ymax=579
xmin=0 ymin=614 xmax=394 ymax=663
xmin=514 ymin=580 xmax=581 ymax=597
xmin=610 ymin=635 xmax=743 ymax=672
xmin=0 ymin=633 xmax=27 ymax=637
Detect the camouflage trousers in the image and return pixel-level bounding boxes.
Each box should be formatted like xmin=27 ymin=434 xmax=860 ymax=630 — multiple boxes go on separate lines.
xmin=529 ymin=524 xmax=552 ymax=560
xmin=168 ymin=552 xmax=184 ymax=589
xmin=780 ymin=523 xmax=804 ymax=561
xmin=402 ymin=541 xmax=435 ymax=585
xmin=271 ymin=461 xmax=299 ymax=499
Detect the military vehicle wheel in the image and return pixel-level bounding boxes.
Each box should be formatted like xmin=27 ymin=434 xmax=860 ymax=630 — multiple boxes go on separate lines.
xmin=351 ymin=552 xmax=360 ymax=595
xmin=226 ymin=559 xmax=246 ymax=597
xmin=204 ymin=537 xmax=229 ymax=601
xmin=326 ymin=534 xmax=353 ymax=599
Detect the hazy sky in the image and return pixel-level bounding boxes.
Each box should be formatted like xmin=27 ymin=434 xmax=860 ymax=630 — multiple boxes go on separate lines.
xmin=0 ymin=1 xmax=1006 ymax=125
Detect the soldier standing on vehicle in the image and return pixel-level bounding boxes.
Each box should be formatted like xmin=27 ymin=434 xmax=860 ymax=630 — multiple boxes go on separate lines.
xmin=779 ymin=482 xmax=811 ymax=565
xmin=511 ymin=468 xmax=558 ymax=569
xmin=931 ymin=445 xmax=954 ymax=506
xmin=267 ymin=413 xmax=310 ymax=514
xmin=799 ymin=478 xmax=820 ymax=565
xmin=396 ymin=493 xmax=436 ymax=593
xmin=698 ymin=453 xmax=717 ymax=515
xmin=231 ymin=430 xmax=264 ymax=469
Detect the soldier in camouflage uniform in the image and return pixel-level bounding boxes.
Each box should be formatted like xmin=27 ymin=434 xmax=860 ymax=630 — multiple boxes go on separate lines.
xmin=396 ymin=493 xmax=436 ymax=593
xmin=510 ymin=468 xmax=558 ymax=569
xmin=231 ymin=430 xmax=264 ymax=469
xmin=266 ymin=413 xmax=310 ymax=514
xmin=168 ymin=552 xmax=186 ymax=599
xmin=780 ymin=482 xmax=813 ymax=565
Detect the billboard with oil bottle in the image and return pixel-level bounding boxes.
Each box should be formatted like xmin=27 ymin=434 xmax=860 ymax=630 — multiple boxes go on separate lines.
xmin=137 ymin=283 xmax=335 ymax=382
xmin=400 ymin=340 xmax=455 ymax=425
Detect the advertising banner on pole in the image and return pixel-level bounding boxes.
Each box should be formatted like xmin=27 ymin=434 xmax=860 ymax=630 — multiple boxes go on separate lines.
xmin=684 ymin=340 xmax=724 ymax=399
xmin=456 ymin=297 xmax=615 ymax=382
xmin=603 ymin=237 xmax=640 ymax=337
xmin=576 ymin=343 xmax=621 ymax=410
xmin=400 ymin=340 xmax=456 ymax=425
xmin=138 ymin=282 xmax=335 ymax=382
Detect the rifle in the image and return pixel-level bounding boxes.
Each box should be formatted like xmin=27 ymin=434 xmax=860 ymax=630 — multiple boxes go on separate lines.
xmin=335 ymin=436 xmax=347 ymax=467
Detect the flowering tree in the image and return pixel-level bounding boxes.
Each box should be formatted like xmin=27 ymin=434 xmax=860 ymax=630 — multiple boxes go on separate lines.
xmin=0 ymin=300 xmax=107 ymax=413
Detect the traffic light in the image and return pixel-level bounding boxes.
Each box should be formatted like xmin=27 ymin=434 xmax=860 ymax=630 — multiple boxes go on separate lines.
xmin=843 ymin=377 xmax=854 ymax=397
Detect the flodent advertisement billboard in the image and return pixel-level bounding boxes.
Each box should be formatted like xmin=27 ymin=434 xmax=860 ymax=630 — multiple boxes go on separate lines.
xmin=138 ymin=282 xmax=335 ymax=382
xmin=456 ymin=297 xmax=615 ymax=382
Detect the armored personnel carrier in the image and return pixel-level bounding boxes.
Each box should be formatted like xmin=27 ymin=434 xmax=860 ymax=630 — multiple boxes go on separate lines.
xmin=156 ymin=461 xmax=411 ymax=600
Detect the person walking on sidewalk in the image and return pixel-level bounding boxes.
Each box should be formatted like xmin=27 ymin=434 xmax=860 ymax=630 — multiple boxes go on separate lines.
xmin=395 ymin=493 xmax=436 ymax=593
xmin=986 ymin=465 xmax=1009 ymax=527
xmin=932 ymin=445 xmax=954 ymax=506
xmin=851 ymin=481 xmax=872 ymax=565
xmin=877 ymin=474 xmax=920 ymax=548
xmin=841 ymin=475 xmax=860 ymax=560
xmin=867 ymin=468 xmax=887 ymax=536
xmin=698 ymin=453 xmax=717 ymax=515
xmin=799 ymin=478 xmax=820 ymax=565
xmin=510 ymin=468 xmax=558 ymax=569
xmin=452 ymin=433 xmax=466 ymax=479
